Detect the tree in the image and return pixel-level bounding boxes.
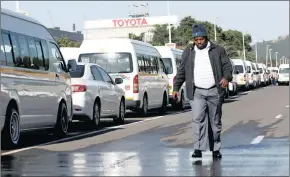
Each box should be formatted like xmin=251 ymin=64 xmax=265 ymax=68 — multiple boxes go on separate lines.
xmin=56 ymin=36 xmax=81 ymax=47
xmin=150 ymin=24 xmax=178 ymax=46
xmin=129 ymin=32 xmax=145 ymax=41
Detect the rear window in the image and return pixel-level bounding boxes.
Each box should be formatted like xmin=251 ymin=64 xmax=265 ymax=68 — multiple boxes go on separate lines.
xmin=78 ymin=52 xmax=133 ymax=73
xmin=234 ymin=65 xmax=244 ymax=73
xmin=70 ymin=65 xmax=85 ymax=78
xmin=162 ymin=58 xmax=173 ymax=74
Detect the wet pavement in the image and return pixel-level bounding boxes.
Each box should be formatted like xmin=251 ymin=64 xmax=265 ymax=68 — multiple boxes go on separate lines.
xmin=1 ymin=86 xmax=289 ymax=176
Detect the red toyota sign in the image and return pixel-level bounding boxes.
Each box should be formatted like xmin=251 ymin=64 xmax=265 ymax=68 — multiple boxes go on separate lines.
xmin=112 ymin=18 xmax=148 ymax=27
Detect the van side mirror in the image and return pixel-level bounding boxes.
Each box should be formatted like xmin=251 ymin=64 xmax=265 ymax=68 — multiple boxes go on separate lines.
xmin=67 ymin=59 xmax=77 ymax=72
xmin=235 ymin=70 xmax=239 ymax=74
xmin=115 ymin=77 xmax=123 ymax=84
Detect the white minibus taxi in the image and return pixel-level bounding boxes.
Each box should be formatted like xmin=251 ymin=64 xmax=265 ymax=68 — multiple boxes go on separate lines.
xmin=0 ymin=8 xmax=76 ymax=149
xmin=77 ymin=38 xmax=169 ymax=116
xmin=245 ymin=60 xmax=256 ymax=89
xmin=278 ymin=64 xmax=289 ymax=85
xmin=231 ymin=59 xmax=249 ymax=90
xmin=154 ymin=46 xmax=189 ymax=109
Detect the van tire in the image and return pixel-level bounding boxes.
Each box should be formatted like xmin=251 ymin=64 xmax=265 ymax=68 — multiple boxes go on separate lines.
xmin=2 ymin=107 xmax=20 ymax=149
xmin=54 ymin=102 xmax=69 ymax=138
xmin=114 ymin=99 xmax=125 ymax=124
xmin=159 ymin=93 xmax=168 ymax=114
xmin=140 ymin=95 xmax=148 ymax=116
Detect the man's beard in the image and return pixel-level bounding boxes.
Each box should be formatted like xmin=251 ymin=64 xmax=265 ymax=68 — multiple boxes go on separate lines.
xmin=196 ymin=41 xmax=208 ymax=50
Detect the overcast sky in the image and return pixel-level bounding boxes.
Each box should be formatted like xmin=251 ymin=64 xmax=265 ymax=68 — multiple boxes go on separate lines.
xmin=1 ymin=1 xmax=289 ymax=42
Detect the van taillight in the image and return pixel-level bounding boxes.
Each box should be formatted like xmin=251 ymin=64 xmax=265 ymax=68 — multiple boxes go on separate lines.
xmin=133 ymin=75 xmax=139 ymax=93
xmin=72 ymin=84 xmax=87 ymax=92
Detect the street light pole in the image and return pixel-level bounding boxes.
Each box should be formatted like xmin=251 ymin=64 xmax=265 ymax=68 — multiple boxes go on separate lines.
xmin=275 ymin=52 xmax=278 ymax=67
xmin=269 ymin=49 xmax=272 ymax=67
xmin=167 ymin=1 xmax=172 ymax=44
xmin=255 ymin=41 xmax=258 ymax=63
xmin=266 ymin=45 xmax=270 ymax=67
xmin=242 ymin=32 xmax=246 ymax=61
xmin=214 ymin=16 xmax=219 ymax=42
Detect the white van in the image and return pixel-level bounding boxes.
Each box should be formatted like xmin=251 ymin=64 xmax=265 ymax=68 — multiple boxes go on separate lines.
xmin=227 ymin=59 xmax=238 ymax=96
xmin=0 ymin=8 xmax=76 ymax=149
xmin=77 ymin=38 xmax=169 ymax=116
xmin=231 ymin=59 xmax=249 ymax=90
xmin=257 ymin=63 xmax=268 ymax=86
xmin=253 ymin=62 xmax=261 ymax=87
xmin=278 ymin=64 xmax=289 ymax=85
xmin=154 ymin=46 xmax=189 ymax=109
xmin=245 ymin=60 xmax=256 ymax=88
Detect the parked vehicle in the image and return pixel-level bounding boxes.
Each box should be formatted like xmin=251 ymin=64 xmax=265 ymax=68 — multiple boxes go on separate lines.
xmin=155 ymin=46 xmax=189 ymax=109
xmin=77 ymin=38 xmax=169 ymax=116
xmin=253 ymin=62 xmax=261 ymax=87
xmin=70 ymin=63 xmax=126 ymax=127
xmin=228 ymin=59 xmax=238 ymax=96
xmin=278 ymin=64 xmax=289 ymax=85
xmin=231 ymin=59 xmax=250 ymax=91
xmin=257 ymin=63 xmax=268 ymax=86
xmin=245 ymin=60 xmax=256 ymax=89
xmin=0 ymin=8 xmax=77 ymax=149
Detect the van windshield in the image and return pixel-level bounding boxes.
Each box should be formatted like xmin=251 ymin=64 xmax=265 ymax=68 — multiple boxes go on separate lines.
xmin=234 ymin=65 xmax=244 ymax=73
xmin=70 ymin=65 xmax=85 ymax=78
xmin=279 ymin=68 xmax=289 ymax=74
xmin=78 ymin=53 xmax=133 ymax=73
xmin=162 ymin=58 xmax=173 ymax=74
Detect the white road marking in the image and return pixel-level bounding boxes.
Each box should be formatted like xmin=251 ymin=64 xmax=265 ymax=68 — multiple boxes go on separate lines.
xmin=251 ymin=135 xmax=264 ymax=144
xmin=286 ymin=105 xmax=289 ymax=108
xmin=275 ymin=114 xmax=282 ymax=119
xmin=1 ymin=115 xmax=166 ymax=156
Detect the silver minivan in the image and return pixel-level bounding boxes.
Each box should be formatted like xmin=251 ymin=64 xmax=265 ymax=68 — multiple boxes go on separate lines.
xmin=1 ymin=8 xmax=77 ymax=149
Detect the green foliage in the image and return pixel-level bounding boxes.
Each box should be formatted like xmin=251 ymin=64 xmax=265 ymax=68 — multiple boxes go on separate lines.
xmin=56 ymin=36 xmax=81 ymax=47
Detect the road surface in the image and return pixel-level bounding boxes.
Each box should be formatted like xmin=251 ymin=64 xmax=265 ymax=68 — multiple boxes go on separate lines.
xmin=1 ymin=86 xmax=289 ymax=176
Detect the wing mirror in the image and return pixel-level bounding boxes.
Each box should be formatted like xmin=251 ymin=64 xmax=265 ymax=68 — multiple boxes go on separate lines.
xmin=114 ymin=77 xmax=123 ymax=84
xmin=67 ymin=59 xmax=77 ymax=72
xmin=235 ymin=70 xmax=239 ymax=74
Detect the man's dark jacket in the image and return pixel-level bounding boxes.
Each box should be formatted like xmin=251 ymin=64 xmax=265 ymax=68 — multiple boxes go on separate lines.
xmin=173 ymin=42 xmax=233 ymax=100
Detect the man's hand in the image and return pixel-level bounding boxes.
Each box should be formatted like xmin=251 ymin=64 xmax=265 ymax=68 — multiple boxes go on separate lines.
xmin=172 ymin=91 xmax=179 ymax=102
xmin=219 ymin=78 xmax=229 ymax=88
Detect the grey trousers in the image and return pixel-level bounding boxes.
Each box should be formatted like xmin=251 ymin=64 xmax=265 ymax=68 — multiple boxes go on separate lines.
xmin=190 ymin=87 xmax=223 ymax=151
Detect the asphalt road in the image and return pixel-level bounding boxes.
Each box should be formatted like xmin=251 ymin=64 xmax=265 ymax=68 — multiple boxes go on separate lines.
xmin=1 ymin=85 xmax=289 ymax=176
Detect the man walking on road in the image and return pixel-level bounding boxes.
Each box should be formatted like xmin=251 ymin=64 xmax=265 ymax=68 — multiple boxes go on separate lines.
xmin=172 ymin=24 xmax=233 ymax=159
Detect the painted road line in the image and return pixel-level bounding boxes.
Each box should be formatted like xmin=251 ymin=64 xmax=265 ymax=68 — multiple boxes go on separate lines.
xmin=251 ymin=135 xmax=265 ymax=144
xmin=1 ymin=115 xmax=167 ymax=156
xmin=275 ymin=114 xmax=282 ymax=119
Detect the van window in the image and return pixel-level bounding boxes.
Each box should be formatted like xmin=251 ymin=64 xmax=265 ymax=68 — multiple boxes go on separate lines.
xmin=279 ymin=68 xmax=289 ymax=74
xmin=251 ymin=63 xmax=256 ymax=70
xmin=1 ymin=33 xmax=13 ymax=66
xmin=48 ymin=42 xmax=66 ymax=72
xmin=234 ymin=65 xmax=244 ymax=74
xmin=10 ymin=34 xmax=21 ymax=67
xmin=27 ymin=37 xmax=41 ymax=70
xmin=159 ymin=58 xmax=167 ymax=74
xmin=175 ymin=56 xmax=182 ymax=69
xmin=78 ymin=52 xmax=133 ymax=73
xmin=247 ymin=66 xmax=251 ymax=73
xmin=151 ymin=56 xmax=159 ymax=74
xmin=0 ymin=35 xmax=6 ymax=65
xmin=41 ymin=40 xmax=49 ymax=70
xmin=34 ymin=40 xmax=45 ymax=70
xmin=18 ymin=35 xmax=31 ymax=69
xmin=137 ymin=54 xmax=146 ymax=72
xmin=70 ymin=64 xmax=85 ymax=78
xmin=162 ymin=58 xmax=173 ymax=74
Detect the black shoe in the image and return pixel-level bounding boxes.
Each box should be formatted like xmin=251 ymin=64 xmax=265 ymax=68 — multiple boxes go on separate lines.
xmin=192 ymin=150 xmax=202 ymax=158
xmin=213 ymin=151 xmax=222 ymax=159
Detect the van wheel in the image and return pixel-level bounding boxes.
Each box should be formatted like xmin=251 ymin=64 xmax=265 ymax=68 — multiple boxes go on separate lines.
xmin=159 ymin=93 xmax=168 ymax=114
xmin=114 ymin=99 xmax=125 ymax=124
xmin=91 ymin=101 xmax=101 ymax=129
xmin=2 ymin=107 xmax=20 ymax=149
xmin=140 ymin=95 xmax=148 ymax=116
xmin=54 ymin=102 xmax=68 ymax=138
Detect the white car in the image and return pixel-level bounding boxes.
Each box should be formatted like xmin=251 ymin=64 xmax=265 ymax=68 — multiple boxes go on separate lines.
xmin=70 ymin=63 xmax=126 ymax=128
